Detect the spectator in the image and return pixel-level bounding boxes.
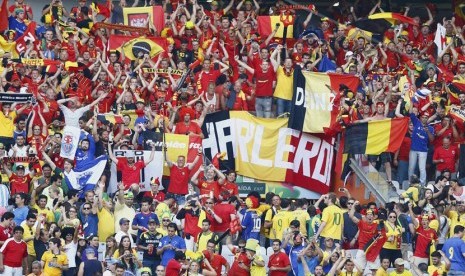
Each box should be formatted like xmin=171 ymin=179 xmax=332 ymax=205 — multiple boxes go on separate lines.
xmin=314 ymin=193 xmax=344 ymax=248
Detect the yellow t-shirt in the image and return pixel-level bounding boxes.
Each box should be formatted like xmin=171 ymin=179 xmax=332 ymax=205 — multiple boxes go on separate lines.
xmin=196 ymin=231 xmax=218 ymax=252
xmin=112 ymin=248 xmax=138 ymax=258
xmin=155 ymin=202 xmax=170 ymax=220
xmin=114 ymin=200 xmax=136 ymax=235
xmin=292 ymin=209 xmax=311 ymax=236
xmin=388 ymin=271 xmax=413 ymax=276
xmin=156 ymin=227 xmax=168 ymax=237
xmin=383 ymin=223 xmax=402 ymax=250
xmin=270 ymin=210 xmax=292 ymax=240
xmin=401 ymin=186 xmax=419 ymax=202
xmin=428 ymin=263 xmax=447 ymax=275
xmin=20 ymin=222 xmax=36 ymax=256
xmin=98 ymin=207 xmax=115 ymax=242
xmin=375 ymin=268 xmax=388 ymax=276
xmin=33 ymin=204 xmax=55 ymax=223
xmin=41 ymin=250 xmax=68 ymax=276
xmin=250 ymin=254 xmax=266 ymax=276
xmin=264 ymin=207 xmax=279 ymax=238
xmin=447 ymin=210 xmax=465 ymax=241
xmin=0 ymin=110 xmax=17 ymax=138
xmin=338 ymin=271 xmax=362 ymax=276
xmin=274 ymin=66 xmax=293 ymax=100
xmin=320 ymin=205 xmax=344 ymax=240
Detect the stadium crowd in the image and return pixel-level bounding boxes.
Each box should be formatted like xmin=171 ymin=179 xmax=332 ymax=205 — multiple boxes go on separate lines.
xmin=1 ymin=0 xmax=465 ymax=275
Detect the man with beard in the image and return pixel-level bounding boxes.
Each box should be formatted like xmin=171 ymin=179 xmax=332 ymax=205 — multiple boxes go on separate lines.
xmin=268 ymin=239 xmax=291 ymax=275
xmin=75 ymin=137 xmax=96 ymax=169
xmin=108 ymin=143 xmax=156 ymax=194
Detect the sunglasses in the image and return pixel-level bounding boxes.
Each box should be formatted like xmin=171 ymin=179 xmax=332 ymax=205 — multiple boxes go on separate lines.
xmin=389 ymin=216 xmax=397 ymax=218
xmin=347 ymin=202 xmax=354 ymax=205
xmin=238 ymin=246 xmax=245 ymax=249
xmin=83 ymin=207 xmax=90 ymax=210
xmin=206 ymin=202 xmax=213 ymax=204
xmin=163 ymin=219 xmax=170 ymax=222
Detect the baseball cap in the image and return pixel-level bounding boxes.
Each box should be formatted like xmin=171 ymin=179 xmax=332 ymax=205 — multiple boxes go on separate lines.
xmin=394 ymin=258 xmax=405 ymax=266
xmin=345 ymin=51 xmax=354 ymax=58
xmin=119 ymin=218 xmax=130 ymax=225
xmin=16 ymin=165 xmax=25 ymax=170
xmin=85 ymin=248 xmax=96 ymax=255
xmin=124 ymin=191 xmax=134 ymax=199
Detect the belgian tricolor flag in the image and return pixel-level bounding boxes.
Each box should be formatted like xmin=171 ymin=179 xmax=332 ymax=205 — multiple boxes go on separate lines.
xmin=344 ymin=118 xmax=409 ymax=155
xmin=257 ymin=16 xmax=294 ymax=38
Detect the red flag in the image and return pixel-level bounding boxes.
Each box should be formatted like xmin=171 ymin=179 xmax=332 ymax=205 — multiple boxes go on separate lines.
xmin=0 ymin=0 xmax=7 ymax=31
xmin=15 ymin=21 xmax=39 ymax=53
xmin=91 ymin=0 xmax=111 ymax=19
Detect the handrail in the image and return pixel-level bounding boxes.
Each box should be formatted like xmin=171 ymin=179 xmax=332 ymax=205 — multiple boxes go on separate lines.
xmin=349 ymin=158 xmax=389 ymax=205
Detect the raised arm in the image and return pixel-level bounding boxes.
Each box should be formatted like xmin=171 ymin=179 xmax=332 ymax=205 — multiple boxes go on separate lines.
xmin=187 ymin=146 xmax=202 ymax=170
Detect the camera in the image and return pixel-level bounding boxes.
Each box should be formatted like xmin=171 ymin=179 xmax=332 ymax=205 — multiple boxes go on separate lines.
xmin=275 ymin=23 xmax=280 ymax=27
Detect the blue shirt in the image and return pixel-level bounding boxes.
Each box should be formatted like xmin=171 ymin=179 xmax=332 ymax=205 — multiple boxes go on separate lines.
xmin=8 ymin=16 xmax=27 ymax=39
xmin=81 ymin=213 xmax=98 ymax=238
xmin=241 ymin=210 xmax=261 ymax=241
xmin=284 ymin=243 xmax=305 ymax=276
xmin=75 ymin=132 xmax=96 ymax=169
xmin=443 ymin=237 xmax=465 ymax=272
xmin=297 ymin=255 xmax=319 ymax=276
xmin=132 ymin=212 xmax=160 ymax=238
xmin=410 ymin=113 xmax=434 ymax=152
xmin=13 ymin=206 xmax=29 ymax=226
xmin=159 ymin=235 xmax=186 ymax=266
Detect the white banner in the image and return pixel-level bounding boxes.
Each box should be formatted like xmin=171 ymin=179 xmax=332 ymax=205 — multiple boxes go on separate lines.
xmin=108 ymin=150 xmax=164 ymax=194
xmin=60 ymin=126 xmax=81 ymax=159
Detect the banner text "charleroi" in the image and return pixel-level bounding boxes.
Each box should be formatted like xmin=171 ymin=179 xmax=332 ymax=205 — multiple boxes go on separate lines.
xmin=203 ymin=118 xmax=333 ymax=184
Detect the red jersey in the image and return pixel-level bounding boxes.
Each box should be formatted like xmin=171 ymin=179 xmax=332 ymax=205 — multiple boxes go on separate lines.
xmin=413 ymin=226 xmax=437 ymax=258
xmin=199 ymin=180 xmax=220 ymax=199
xmin=177 ymin=208 xmax=202 ymax=241
xmin=27 ymin=134 xmax=47 ymax=155
xmin=268 ymin=251 xmax=291 ymax=276
xmin=168 ymin=166 xmax=190 ymax=195
xmin=212 ymin=203 xmax=236 ymax=232
xmin=143 ymin=190 xmax=166 ymax=203
xmin=433 ymin=124 xmax=453 ymax=149
xmin=228 ymin=247 xmax=251 ymax=276
xmin=254 ymin=67 xmax=275 ymax=97
xmin=174 ymin=121 xmax=202 ymax=135
xmin=0 ymin=225 xmax=11 ymax=243
xmin=433 ymin=146 xmax=458 ymax=172
xmin=165 ymin=259 xmax=182 ymax=276
xmin=357 ymin=220 xmax=378 ymax=250
xmin=117 ymin=159 xmax=145 ymax=189
xmin=221 ymin=181 xmax=239 ymax=196
xmin=202 ymin=254 xmax=228 ymax=276
xmin=398 ymin=135 xmax=411 ymax=161
xmin=195 ymin=69 xmax=221 ymax=93
xmin=0 ymin=238 xmax=27 ymax=267
xmin=9 ymin=174 xmax=32 ymax=195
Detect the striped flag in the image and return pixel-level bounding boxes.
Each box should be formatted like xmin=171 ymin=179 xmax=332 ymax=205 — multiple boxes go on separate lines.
xmin=97 ymin=113 xmax=124 ymax=124
xmin=343 ymin=118 xmax=409 ymax=155
xmin=257 ymin=16 xmax=294 ymax=38
xmin=289 ymin=67 xmax=360 ymax=133
xmin=434 ymin=23 xmax=446 ymax=56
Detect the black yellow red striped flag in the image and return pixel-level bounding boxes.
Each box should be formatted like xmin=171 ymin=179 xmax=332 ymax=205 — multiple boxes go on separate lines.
xmin=344 ymin=118 xmax=409 ymax=155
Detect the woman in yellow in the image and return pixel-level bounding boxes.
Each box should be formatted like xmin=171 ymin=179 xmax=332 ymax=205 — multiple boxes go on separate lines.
xmin=380 ymin=211 xmax=403 ymax=267
xmin=41 ymin=237 xmax=69 ymax=276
